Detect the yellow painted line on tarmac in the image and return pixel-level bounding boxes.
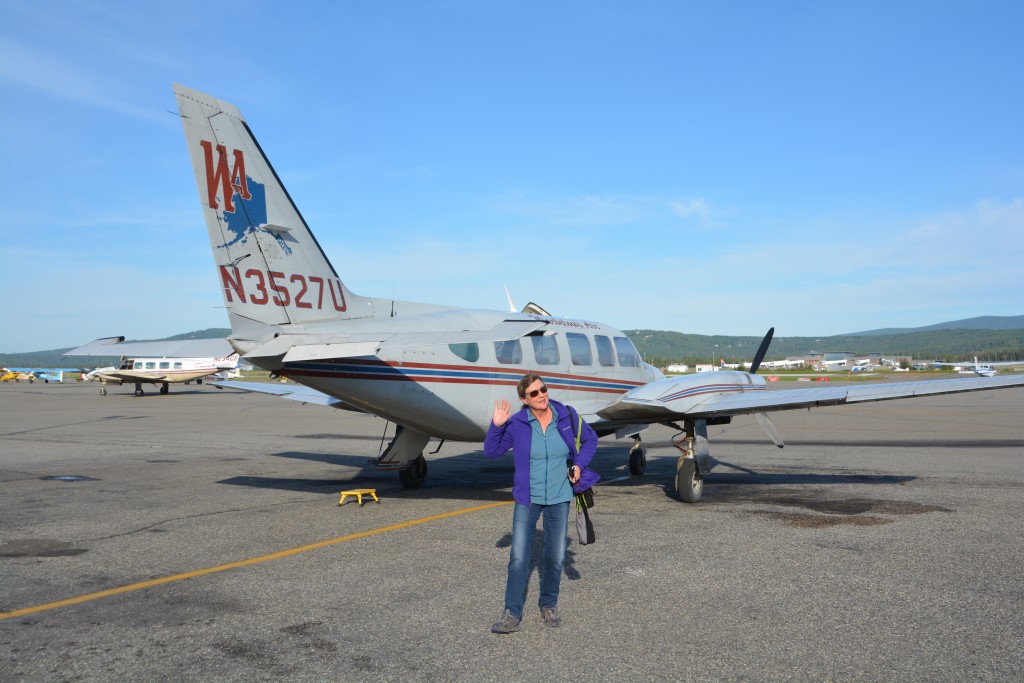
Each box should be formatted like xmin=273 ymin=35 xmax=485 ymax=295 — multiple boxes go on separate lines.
xmin=0 ymin=500 xmax=513 ymax=620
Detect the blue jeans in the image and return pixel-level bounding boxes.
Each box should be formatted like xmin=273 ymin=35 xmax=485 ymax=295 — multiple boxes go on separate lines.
xmin=504 ymin=501 xmax=570 ymax=619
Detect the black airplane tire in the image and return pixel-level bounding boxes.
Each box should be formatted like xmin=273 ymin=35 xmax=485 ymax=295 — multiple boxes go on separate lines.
xmin=135 ymin=389 xmax=144 ymax=397
xmin=160 ymin=384 xmax=169 ymax=395
xmin=629 ymin=447 xmax=646 ymax=475
xmin=399 ymin=454 xmax=428 ymax=488
xmin=676 ymin=458 xmax=703 ymax=503
xmin=100 ymin=387 xmax=107 ymax=396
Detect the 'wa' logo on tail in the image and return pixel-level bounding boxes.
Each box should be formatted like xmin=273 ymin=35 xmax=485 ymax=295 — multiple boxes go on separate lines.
xmin=201 ymin=140 xmax=251 ymax=212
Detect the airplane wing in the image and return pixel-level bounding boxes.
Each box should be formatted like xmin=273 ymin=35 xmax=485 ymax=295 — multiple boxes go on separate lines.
xmin=66 ymin=337 xmax=234 ymax=358
xmin=596 ymin=374 xmax=1024 ymax=423
xmin=212 ymin=380 xmax=365 ymax=411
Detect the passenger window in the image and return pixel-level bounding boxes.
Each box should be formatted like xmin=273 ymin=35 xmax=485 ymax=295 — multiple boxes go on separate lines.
xmin=530 ymin=335 xmax=560 ymax=366
xmin=159 ymin=362 xmax=170 ymax=370
xmin=566 ymin=333 xmax=593 ymax=366
xmin=133 ymin=361 xmax=143 ymax=370
xmin=494 ymin=340 xmax=523 ymax=365
xmin=614 ymin=336 xmax=641 ymax=367
xmin=448 ymin=343 xmax=480 ymax=363
xmin=595 ymin=335 xmax=615 ymax=367
xmin=173 ymin=362 xmax=183 ymax=369
xmin=145 ymin=362 xmax=156 ymax=370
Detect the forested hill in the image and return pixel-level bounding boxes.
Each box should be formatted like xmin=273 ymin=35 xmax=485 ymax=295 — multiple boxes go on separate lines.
xmin=625 ymin=328 xmax=1024 ymax=366
xmin=845 ymin=315 xmax=1024 ymax=336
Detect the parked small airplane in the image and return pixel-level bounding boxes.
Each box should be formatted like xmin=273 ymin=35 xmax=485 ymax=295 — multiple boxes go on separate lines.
xmin=961 ymin=360 xmax=997 ymax=377
xmin=66 ymin=337 xmax=240 ymax=396
xmin=1 ymin=367 xmax=85 ymax=383
xmin=935 ymin=357 xmax=1022 ymax=377
xmin=174 ymin=84 xmax=1024 ymax=502
xmin=1 ymin=369 xmax=36 ymax=383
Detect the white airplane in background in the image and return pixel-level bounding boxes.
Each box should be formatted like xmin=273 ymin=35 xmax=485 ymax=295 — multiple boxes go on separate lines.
xmin=762 ymin=359 xmax=804 ymax=369
xmin=934 ymin=357 xmax=1022 ymax=377
xmin=66 ymin=337 xmax=239 ymax=396
xmin=174 ymin=84 xmax=1024 ymax=502
xmin=961 ymin=360 xmax=997 ymax=377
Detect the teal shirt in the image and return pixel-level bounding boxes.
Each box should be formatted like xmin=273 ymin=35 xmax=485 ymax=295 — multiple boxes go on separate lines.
xmin=527 ymin=403 xmax=573 ymax=505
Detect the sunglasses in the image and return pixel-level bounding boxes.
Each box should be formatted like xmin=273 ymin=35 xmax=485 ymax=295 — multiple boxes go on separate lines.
xmin=524 ymin=385 xmax=548 ymax=398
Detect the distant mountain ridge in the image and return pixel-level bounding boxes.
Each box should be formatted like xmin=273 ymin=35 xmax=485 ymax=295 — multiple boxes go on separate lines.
xmin=845 ymin=315 xmax=1024 ymax=336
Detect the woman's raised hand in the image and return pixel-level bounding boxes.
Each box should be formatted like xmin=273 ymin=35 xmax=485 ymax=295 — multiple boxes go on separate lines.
xmin=492 ymin=399 xmax=512 ymax=426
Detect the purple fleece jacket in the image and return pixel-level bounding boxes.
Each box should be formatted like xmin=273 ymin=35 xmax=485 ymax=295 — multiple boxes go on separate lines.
xmin=484 ymin=399 xmax=600 ymax=506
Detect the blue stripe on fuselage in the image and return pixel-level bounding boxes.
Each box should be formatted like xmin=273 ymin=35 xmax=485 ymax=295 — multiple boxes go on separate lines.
xmin=284 ymin=360 xmax=640 ymax=393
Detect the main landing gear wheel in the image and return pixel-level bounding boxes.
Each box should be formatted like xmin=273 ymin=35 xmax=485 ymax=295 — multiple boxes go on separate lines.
xmin=399 ymin=454 xmax=428 ymax=488
xmin=628 ymin=447 xmax=647 ymax=475
xmin=160 ymin=384 xmax=169 ymax=395
xmin=99 ymin=387 xmax=107 ymax=396
xmin=676 ymin=458 xmax=703 ymax=503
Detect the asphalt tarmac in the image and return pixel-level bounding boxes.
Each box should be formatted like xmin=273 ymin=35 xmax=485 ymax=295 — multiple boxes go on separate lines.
xmin=1 ymin=378 xmax=1023 ymax=682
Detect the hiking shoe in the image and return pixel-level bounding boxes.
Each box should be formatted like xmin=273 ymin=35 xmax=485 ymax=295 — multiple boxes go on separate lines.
xmin=540 ymin=606 xmax=561 ymax=628
xmin=491 ymin=609 xmax=521 ymax=634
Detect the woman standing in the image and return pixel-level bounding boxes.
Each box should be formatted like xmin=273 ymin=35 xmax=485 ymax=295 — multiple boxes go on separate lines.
xmin=485 ymin=373 xmax=598 ymax=633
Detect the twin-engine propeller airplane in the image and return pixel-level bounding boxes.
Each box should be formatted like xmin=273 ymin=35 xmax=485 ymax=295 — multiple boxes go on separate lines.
xmin=66 ymin=337 xmax=239 ymax=396
xmin=174 ymin=84 xmax=1024 ymax=502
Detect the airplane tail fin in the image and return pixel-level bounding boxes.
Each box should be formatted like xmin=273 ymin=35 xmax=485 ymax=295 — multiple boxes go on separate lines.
xmin=174 ymin=85 xmax=370 ymax=333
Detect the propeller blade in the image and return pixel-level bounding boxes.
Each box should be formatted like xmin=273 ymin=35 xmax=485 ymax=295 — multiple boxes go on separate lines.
xmin=748 ymin=327 xmax=775 ymax=374
xmin=753 ymin=412 xmax=785 ymax=448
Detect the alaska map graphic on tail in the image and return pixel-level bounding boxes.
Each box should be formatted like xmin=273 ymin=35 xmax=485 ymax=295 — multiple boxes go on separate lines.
xmin=202 ymin=140 xmax=291 ymax=255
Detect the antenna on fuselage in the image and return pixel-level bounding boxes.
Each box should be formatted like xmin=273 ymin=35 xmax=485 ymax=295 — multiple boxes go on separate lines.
xmin=504 ymin=285 xmax=517 ymax=313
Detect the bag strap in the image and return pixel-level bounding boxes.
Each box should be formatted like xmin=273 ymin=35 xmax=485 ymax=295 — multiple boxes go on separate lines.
xmin=575 ymin=411 xmax=582 ymax=453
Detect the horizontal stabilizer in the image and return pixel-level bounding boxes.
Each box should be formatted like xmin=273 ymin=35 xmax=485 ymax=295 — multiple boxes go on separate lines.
xmin=213 ymin=380 xmax=364 ymax=411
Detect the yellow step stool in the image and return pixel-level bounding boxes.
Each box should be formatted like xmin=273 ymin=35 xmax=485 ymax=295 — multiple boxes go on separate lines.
xmin=338 ymin=488 xmax=379 ymax=507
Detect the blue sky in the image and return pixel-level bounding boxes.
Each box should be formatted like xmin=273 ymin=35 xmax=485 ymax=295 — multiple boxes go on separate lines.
xmin=2 ymin=0 xmax=1022 ymax=352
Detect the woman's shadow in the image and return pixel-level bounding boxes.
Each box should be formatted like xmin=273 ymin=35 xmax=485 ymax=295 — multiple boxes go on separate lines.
xmin=495 ymin=531 xmax=583 ymax=580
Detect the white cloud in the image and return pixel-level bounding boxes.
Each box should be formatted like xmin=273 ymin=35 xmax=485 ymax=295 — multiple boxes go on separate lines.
xmin=670 ymin=197 xmax=711 ymax=220
xmin=489 ymin=191 xmax=646 ymax=226
xmin=0 ymin=37 xmax=168 ymax=124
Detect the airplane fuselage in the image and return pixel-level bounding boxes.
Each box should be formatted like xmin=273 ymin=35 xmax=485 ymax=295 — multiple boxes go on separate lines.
xmin=243 ymin=313 xmax=663 ymax=440
xmin=95 ymin=357 xmax=229 ymax=386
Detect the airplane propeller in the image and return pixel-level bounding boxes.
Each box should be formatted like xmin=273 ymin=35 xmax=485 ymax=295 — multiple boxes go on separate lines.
xmin=748 ymin=327 xmax=775 ymax=374
xmin=747 ymin=327 xmax=783 ymax=447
